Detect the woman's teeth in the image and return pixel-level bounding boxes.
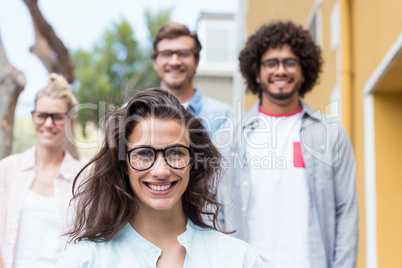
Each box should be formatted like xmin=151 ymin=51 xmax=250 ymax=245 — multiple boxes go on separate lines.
xmin=147 ymin=183 xmax=173 ymax=191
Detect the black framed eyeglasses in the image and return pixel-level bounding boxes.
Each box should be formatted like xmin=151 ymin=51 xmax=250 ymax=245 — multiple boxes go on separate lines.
xmin=31 ymin=111 xmax=67 ymax=126
xmin=156 ymin=49 xmax=194 ymax=60
xmin=127 ymin=144 xmax=191 ymax=171
xmin=260 ymin=58 xmax=301 ymax=73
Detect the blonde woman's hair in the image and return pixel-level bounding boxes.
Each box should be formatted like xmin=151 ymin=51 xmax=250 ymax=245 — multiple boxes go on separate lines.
xmin=34 ymin=73 xmax=78 ymax=113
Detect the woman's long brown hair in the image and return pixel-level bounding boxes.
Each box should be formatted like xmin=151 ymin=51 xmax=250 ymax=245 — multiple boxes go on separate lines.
xmin=67 ymin=88 xmax=223 ymax=243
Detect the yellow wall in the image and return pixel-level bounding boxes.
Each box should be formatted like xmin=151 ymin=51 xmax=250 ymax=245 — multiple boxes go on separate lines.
xmin=247 ymin=0 xmax=314 ymax=33
xmin=373 ymin=93 xmax=402 ymax=268
xmin=351 ymin=0 xmax=402 ymax=266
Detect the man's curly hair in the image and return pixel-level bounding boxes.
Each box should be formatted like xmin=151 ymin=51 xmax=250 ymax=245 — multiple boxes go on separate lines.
xmin=239 ymin=21 xmax=323 ymax=98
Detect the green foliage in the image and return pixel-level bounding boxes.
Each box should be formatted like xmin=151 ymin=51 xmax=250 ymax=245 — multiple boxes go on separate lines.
xmin=72 ymin=10 xmax=171 ymax=135
xmin=145 ymin=8 xmax=173 ymax=42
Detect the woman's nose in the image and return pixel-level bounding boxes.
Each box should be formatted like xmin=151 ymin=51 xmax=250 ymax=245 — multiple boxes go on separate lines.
xmin=150 ymin=154 xmax=170 ymax=178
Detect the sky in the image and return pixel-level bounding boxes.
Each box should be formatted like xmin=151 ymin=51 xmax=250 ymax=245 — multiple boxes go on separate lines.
xmin=0 ymin=0 xmax=238 ymax=116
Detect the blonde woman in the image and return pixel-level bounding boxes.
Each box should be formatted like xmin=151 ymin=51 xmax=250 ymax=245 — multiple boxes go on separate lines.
xmin=0 ymin=73 xmax=82 ymax=268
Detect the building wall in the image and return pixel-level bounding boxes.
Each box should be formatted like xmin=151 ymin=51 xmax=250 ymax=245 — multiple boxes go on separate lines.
xmin=247 ymin=0 xmax=315 ymax=33
xmin=195 ymin=13 xmax=237 ymax=108
xmin=194 ymin=74 xmax=233 ymax=106
xmin=352 ymin=0 xmax=402 ymax=267
xmin=373 ymin=93 xmax=402 ymax=268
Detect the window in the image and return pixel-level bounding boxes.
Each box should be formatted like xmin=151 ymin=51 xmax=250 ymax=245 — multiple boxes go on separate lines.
xmin=197 ymin=14 xmax=236 ymax=70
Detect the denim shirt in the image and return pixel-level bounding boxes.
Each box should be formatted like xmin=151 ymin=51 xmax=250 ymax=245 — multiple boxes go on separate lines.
xmin=187 ymin=89 xmax=235 ymax=137
xmin=57 ymin=220 xmax=264 ymax=268
xmin=217 ymin=101 xmax=359 ymax=268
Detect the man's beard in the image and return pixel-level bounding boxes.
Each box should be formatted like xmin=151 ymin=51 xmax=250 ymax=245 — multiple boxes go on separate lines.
xmin=163 ymin=69 xmax=195 ymax=91
xmin=261 ymin=80 xmax=302 ymax=101
xmin=165 ymin=80 xmax=186 ymax=91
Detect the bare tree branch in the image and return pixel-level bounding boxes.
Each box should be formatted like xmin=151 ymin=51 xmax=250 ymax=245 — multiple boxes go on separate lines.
xmin=0 ymin=37 xmax=25 ymax=160
xmin=23 ymin=0 xmax=74 ymax=83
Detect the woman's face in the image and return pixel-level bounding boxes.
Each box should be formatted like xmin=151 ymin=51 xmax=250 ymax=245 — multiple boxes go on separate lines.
xmin=33 ymin=97 xmax=70 ymax=149
xmin=126 ymin=117 xmax=191 ymax=215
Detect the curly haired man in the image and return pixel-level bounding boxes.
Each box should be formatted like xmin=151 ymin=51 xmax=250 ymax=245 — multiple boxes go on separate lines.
xmin=218 ymin=21 xmax=358 ymax=268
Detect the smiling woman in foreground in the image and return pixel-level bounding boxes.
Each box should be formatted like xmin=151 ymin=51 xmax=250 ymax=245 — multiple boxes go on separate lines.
xmin=57 ymin=88 xmax=263 ymax=268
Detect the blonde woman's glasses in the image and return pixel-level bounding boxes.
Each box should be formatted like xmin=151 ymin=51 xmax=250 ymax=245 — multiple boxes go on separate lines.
xmin=31 ymin=111 xmax=67 ymax=126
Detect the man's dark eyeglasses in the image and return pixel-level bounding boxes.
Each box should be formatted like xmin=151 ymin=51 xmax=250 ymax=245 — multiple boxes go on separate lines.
xmin=156 ymin=49 xmax=194 ymax=59
xmin=31 ymin=111 xmax=67 ymax=126
xmin=260 ymin=58 xmax=301 ymax=73
xmin=127 ymin=145 xmax=191 ymax=171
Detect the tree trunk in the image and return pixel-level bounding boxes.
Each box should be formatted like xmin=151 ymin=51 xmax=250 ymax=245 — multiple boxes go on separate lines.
xmin=0 ymin=37 xmax=25 ymax=160
xmin=23 ymin=0 xmax=79 ymax=159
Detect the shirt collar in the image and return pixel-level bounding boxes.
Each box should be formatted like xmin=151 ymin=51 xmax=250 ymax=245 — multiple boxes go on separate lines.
xmin=243 ymin=100 xmax=321 ymax=131
xmin=177 ymin=220 xmax=198 ymax=257
xmin=20 ymin=147 xmax=77 ymax=181
xmin=58 ymin=151 xmax=79 ymax=181
xmin=20 ymin=147 xmax=36 ymax=171
xmin=259 ymin=105 xmax=303 ymax=117
xmin=187 ymin=89 xmax=201 ymax=114
xmin=122 ymin=222 xmax=162 ymax=256
xmin=300 ymin=101 xmax=321 ymax=121
xmin=121 ymin=220 xmax=197 ymax=256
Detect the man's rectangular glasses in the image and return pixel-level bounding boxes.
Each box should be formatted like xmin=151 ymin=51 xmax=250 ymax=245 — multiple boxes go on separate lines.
xmin=127 ymin=145 xmax=191 ymax=171
xmin=156 ymin=49 xmax=194 ymax=60
xmin=260 ymin=58 xmax=301 ymax=73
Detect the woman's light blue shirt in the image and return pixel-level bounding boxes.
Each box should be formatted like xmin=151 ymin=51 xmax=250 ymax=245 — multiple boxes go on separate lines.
xmin=57 ymin=220 xmax=263 ymax=268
